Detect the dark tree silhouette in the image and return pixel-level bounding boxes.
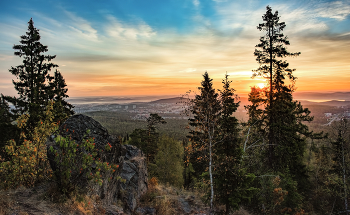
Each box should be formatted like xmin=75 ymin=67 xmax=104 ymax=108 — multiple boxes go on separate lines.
xmin=246 ymin=5 xmax=316 ymax=209
xmin=188 ymin=72 xmax=221 ymax=211
xmin=49 ymin=70 xmax=74 ymax=124
xmin=0 ymin=94 xmax=19 ymax=157
xmin=214 ymin=74 xmax=255 ymax=214
xmin=129 ymin=113 xmax=166 ymax=163
xmin=145 ymin=113 xmax=167 ymax=163
xmin=252 ymin=5 xmax=301 ymax=169
xmin=4 ymin=18 xmax=74 ymax=135
xmin=330 ymin=118 xmax=350 ymax=214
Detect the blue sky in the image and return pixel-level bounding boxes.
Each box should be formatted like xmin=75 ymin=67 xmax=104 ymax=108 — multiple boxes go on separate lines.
xmin=1 ymin=0 xmax=350 ymax=97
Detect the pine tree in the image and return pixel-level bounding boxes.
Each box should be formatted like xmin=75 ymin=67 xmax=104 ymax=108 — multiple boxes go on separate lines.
xmin=0 ymin=94 xmax=19 ymax=158
xmin=246 ymin=5 xmax=315 ymax=209
xmin=331 ymin=118 xmax=350 ymax=214
xmin=129 ymin=113 xmax=166 ymax=178
xmin=129 ymin=113 xmax=166 ymax=163
xmin=49 ymin=70 xmax=74 ymax=124
xmin=252 ymin=5 xmax=302 ymax=170
xmin=214 ymin=74 xmax=256 ymax=214
xmin=188 ymin=72 xmax=221 ymax=211
xmin=145 ymin=113 xmax=166 ymax=163
xmin=4 ymin=18 xmax=74 ymax=135
xmin=251 ymin=5 xmax=313 ymax=175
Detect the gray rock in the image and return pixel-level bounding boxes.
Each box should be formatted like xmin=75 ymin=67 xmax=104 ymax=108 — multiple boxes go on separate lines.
xmin=46 ymin=114 xmax=148 ymax=213
xmin=120 ymin=145 xmax=148 ymax=211
xmin=179 ymin=197 xmax=191 ymax=214
xmin=135 ymin=206 xmax=156 ymax=215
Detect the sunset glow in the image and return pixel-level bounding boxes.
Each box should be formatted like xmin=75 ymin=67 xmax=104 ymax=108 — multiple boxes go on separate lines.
xmin=0 ymin=0 xmax=350 ymax=98
xmin=256 ymin=83 xmax=266 ymax=89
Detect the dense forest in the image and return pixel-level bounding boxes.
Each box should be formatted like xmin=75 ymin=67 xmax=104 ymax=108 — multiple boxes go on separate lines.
xmin=1 ymin=6 xmax=350 ymax=215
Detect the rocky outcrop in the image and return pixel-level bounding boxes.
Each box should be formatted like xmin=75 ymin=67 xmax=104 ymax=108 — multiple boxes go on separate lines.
xmin=120 ymin=145 xmax=148 ymax=211
xmin=46 ymin=114 xmax=148 ymax=213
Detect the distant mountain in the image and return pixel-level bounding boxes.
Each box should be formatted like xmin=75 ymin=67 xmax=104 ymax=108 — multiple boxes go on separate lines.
xmin=235 ymin=96 xmax=350 ymax=107
xmin=299 ymin=100 xmax=350 ymax=107
xmin=68 ymin=96 xmax=172 ymax=104
xmin=67 ymin=92 xmax=350 ymax=107
xmin=294 ymin=92 xmax=350 ymax=101
xmin=150 ymin=97 xmax=183 ymax=104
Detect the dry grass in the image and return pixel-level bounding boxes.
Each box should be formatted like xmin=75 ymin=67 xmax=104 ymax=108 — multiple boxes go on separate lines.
xmin=139 ymin=181 xmax=255 ymax=215
xmin=0 ymin=190 xmax=13 ymax=215
xmin=0 ymin=182 xmax=123 ymax=215
xmin=232 ymin=207 xmax=253 ymax=215
xmin=1 ymin=181 xmax=252 ymax=215
xmin=138 ymin=182 xmax=211 ymax=215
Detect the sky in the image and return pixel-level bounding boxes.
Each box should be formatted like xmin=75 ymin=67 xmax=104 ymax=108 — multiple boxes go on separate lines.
xmin=0 ymin=0 xmax=350 ymax=98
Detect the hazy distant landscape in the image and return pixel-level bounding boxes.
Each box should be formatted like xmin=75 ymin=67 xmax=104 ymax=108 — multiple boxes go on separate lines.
xmin=68 ymin=94 xmax=350 ymax=141
xmin=69 ymin=92 xmax=350 ymax=114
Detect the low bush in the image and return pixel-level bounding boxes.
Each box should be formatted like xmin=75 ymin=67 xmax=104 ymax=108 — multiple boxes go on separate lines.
xmin=49 ymin=129 xmax=121 ymax=198
xmin=0 ymin=102 xmax=57 ymax=189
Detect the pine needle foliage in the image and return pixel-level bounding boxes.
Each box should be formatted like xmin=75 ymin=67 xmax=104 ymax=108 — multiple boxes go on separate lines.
xmin=214 ymin=74 xmax=256 ymax=214
xmin=188 ymin=72 xmax=221 ymax=211
xmin=246 ymin=5 xmax=317 ymax=210
xmin=4 ymin=18 xmax=74 ymax=136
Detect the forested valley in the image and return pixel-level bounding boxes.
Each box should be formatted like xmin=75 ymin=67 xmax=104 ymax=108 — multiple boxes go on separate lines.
xmin=1 ymin=5 xmax=350 ymax=215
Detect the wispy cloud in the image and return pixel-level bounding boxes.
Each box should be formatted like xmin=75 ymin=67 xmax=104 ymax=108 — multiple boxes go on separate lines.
xmin=105 ymin=15 xmax=156 ymax=40
xmin=315 ymin=1 xmax=350 ymax=21
xmin=64 ymin=10 xmax=99 ymax=41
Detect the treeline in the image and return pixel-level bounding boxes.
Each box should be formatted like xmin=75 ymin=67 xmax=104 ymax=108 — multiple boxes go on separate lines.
xmin=1 ymin=6 xmax=350 ymax=215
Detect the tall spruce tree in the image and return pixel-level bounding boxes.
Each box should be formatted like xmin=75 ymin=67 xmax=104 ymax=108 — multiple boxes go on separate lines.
xmin=188 ymin=72 xmax=221 ymax=211
xmin=246 ymin=5 xmax=314 ymax=209
xmin=5 ymin=18 xmax=74 ymax=134
xmin=214 ymin=74 xmax=256 ymax=214
xmin=252 ymin=5 xmax=302 ymax=170
xmin=250 ymin=5 xmax=313 ymax=175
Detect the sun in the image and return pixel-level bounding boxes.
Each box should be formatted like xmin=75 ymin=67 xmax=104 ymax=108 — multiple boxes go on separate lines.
xmin=256 ymin=83 xmax=266 ymax=89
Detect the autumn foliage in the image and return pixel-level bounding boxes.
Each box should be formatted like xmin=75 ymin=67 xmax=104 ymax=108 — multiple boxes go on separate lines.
xmin=0 ymin=101 xmax=57 ymax=189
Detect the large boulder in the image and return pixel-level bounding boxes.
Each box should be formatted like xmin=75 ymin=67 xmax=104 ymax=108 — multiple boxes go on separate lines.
xmin=46 ymin=114 xmax=148 ymax=212
xmin=120 ymin=145 xmax=148 ymax=211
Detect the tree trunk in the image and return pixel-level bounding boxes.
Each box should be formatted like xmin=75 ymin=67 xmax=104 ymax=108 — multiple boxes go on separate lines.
xmin=209 ymin=139 xmax=214 ymax=214
xmin=268 ymin=24 xmax=275 ymax=170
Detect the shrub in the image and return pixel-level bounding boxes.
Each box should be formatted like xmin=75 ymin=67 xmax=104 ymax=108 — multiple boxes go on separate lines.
xmin=49 ymin=130 xmax=121 ymax=197
xmin=0 ymin=101 xmax=57 ymax=189
xmin=155 ymin=135 xmax=184 ymax=187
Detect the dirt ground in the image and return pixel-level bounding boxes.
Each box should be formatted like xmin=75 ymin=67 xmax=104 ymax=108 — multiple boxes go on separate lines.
xmin=0 ymin=183 xmax=251 ymax=215
xmin=0 ymin=183 xmax=122 ymax=215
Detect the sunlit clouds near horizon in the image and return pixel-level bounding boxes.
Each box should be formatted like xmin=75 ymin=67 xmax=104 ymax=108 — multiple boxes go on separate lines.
xmin=0 ymin=0 xmax=350 ymax=98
